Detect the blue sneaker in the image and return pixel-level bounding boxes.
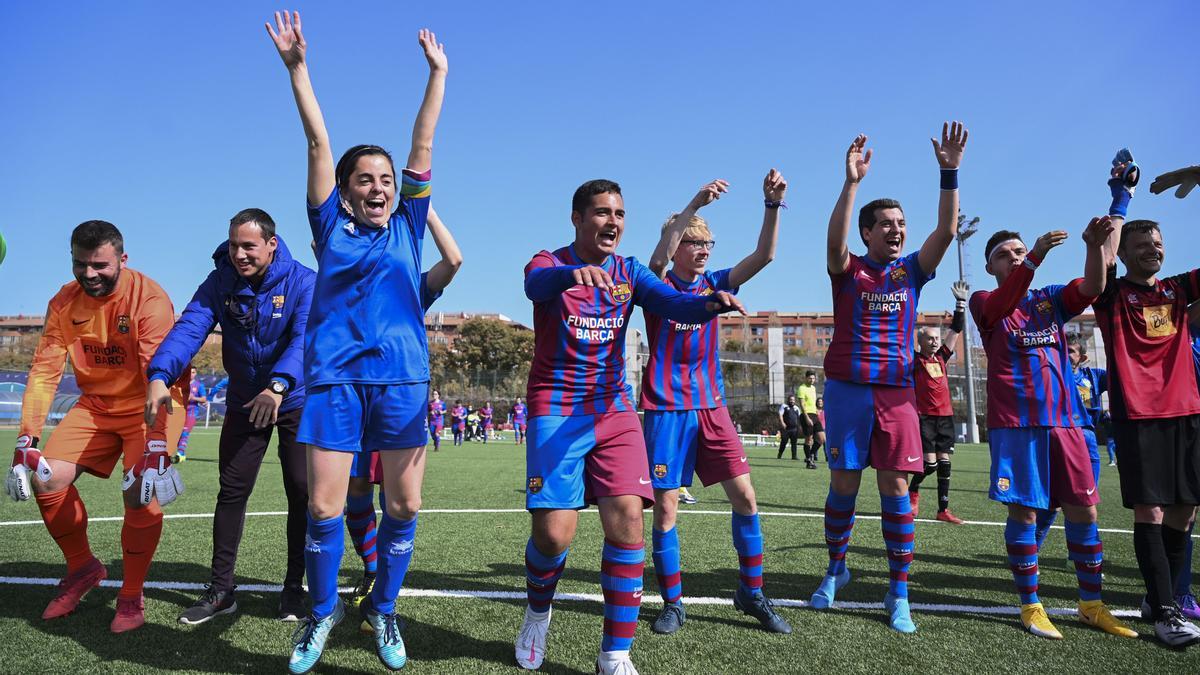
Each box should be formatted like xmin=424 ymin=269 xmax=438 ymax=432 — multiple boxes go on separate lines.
xmin=288 ymin=600 xmax=344 ymax=674
xmin=809 ymin=568 xmax=851 ymax=609
xmin=362 ymin=603 xmax=407 ymax=670
xmin=884 ymin=592 xmax=917 ymax=633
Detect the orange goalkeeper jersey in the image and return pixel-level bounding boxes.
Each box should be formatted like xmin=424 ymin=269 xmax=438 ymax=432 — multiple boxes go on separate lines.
xmin=21 ymin=268 xmax=177 ymax=436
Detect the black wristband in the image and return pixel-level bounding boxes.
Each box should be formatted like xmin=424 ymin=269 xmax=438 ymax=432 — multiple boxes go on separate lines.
xmin=951 ymin=307 xmax=966 ymax=333
xmin=940 ymin=168 xmax=958 ymax=190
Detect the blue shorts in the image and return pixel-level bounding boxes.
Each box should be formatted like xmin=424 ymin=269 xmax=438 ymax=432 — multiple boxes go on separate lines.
xmin=525 ymin=412 xmax=653 ymax=510
xmin=298 ymin=382 xmax=429 ymax=453
xmin=1083 ymin=427 xmax=1100 ymax=486
xmin=989 ymin=426 xmax=1098 ymax=510
xmin=823 ymin=379 xmax=922 ymax=473
xmin=643 ymin=408 xmax=748 ymax=489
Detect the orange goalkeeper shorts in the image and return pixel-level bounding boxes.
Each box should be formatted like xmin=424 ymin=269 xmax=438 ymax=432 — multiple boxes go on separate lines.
xmin=44 ymin=405 xmax=186 ymax=479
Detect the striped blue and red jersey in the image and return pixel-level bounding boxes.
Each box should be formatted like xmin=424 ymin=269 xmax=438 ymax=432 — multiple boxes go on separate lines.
xmin=970 ymin=269 xmax=1093 ymax=429
xmin=511 ymin=402 xmax=527 ymax=424
xmin=824 ymin=252 xmax=933 ymax=386
xmin=428 ymin=399 xmax=445 ymax=427
xmin=524 ymin=244 xmax=719 ymax=417
xmin=640 ymin=268 xmax=736 ymax=411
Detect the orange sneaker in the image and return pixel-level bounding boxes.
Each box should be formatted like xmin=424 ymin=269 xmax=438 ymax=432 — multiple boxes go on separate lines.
xmin=935 ymin=510 xmax=964 ymax=525
xmin=909 ymin=491 xmax=920 ymax=518
xmin=42 ymin=557 xmax=107 ymax=620
xmin=110 ymin=595 xmax=146 ymax=633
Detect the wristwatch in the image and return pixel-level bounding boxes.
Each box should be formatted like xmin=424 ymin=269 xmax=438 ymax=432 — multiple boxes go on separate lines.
xmin=269 ymin=378 xmax=289 ymax=395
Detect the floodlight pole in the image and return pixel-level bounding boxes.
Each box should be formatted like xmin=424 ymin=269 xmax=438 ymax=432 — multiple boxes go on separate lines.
xmin=957 ymin=220 xmax=980 ymax=444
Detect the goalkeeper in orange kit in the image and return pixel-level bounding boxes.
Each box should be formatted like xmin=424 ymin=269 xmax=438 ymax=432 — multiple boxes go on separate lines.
xmin=5 ymin=221 xmax=186 ymax=633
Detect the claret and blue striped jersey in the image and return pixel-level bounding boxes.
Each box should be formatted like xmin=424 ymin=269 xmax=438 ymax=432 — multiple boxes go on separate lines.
xmin=971 ymin=276 xmax=1092 ymax=429
xmin=640 ymin=268 xmax=736 ymax=410
xmin=824 ymin=252 xmax=933 ymax=386
xmin=524 ymin=245 xmax=719 ymax=417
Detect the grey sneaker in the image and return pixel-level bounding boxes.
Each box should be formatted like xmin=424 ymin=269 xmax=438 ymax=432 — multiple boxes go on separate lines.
xmin=734 ymin=586 xmax=792 ymax=634
xmin=178 ymin=585 xmax=237 ymax=625
xmin=651 ymin=602 xmax=686 ymax=634
xmin=1154 ymin=607 xmax=1200 ymax=648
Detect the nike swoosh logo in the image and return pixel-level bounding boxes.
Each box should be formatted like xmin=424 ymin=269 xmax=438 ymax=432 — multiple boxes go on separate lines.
xmin=638 ymin=478 xmax=651 ymax=484
xmin=740 ymin=457 xmax=748 ymax=463
xmin=72 ymin=319 xmax=90 ymax=325
xmin=1086 ymin=488 xmax=1095 ymax=495
xmin=905 ymin=456 xmax=921 ymax=463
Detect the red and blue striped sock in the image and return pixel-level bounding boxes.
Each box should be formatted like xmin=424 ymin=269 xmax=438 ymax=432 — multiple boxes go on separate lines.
xmin=732 ymin=512 xmax=763 ymax=596
xmin=651 ymin=527 xmax=682 ymax=604
xmin=345 ymin=491 xmax=378 ymax=575
xmin=525 ymin=538 xmax=568 ymax=614
xmin=880 ymin=494 xmax=914 ymax=599
xmin=824 ymin=489 xmax=857 ymax=576
xmin=1005 ymin=519 xmax=1040 ymax=605
xmin=1064 ymin=520 xmax=1103 ymax=602
xmin=600 ymin=539 xmax=644 ymax=653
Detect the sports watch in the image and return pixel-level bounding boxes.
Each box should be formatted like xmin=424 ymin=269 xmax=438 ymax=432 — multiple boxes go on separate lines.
xmin=269 ymin=378 xmax=289 ymax=395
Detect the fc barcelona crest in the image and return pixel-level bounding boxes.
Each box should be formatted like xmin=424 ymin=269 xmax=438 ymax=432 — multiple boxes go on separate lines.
xmin=1036 ymin=299 xmax=1052 ymax=314
xmin=997 ymin=477 xmax=1010 ymax=492
xmin=117 ymin=315 xmax=130 ymax=334
xmin=610 ymin=283 xmax=632 ymax=303
xmin=528 ymin=476 xmax=544 ymax=494
xmin=830 ymin=446 xmax=840 ymax=460
xmin=698 ymin=287 xmax=713 ymax=296
xmin=654 ymin=463 xmax=668 ymax=479
xmin=890 ymin=267 xmax=908 ymax=283
xmin=272 ymin=295 xmax=286 ymax=309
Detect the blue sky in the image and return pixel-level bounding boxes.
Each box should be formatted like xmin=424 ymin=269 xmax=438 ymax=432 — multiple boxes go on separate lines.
xmin=1 ymin=1 xmax=1197 ymax=329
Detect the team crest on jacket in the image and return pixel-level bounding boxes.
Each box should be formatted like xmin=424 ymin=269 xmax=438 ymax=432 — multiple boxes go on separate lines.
xmin=610 ymin=283 xmax=632 ymax=303
xmin=997 ymin=477 xmax=1011 ymax=492
xmin=654 ymin=463 xmax=668 ymax=479
xmin=117 ymin=315 xmax=130 ymax=334
xmin=890 ymin=267 xmax=908 ymax=283
xmin=528 ymin=476 xmax=544 ymax=494
xmin=1036 ymin=299 xmax=1053 ymax=314
xmin=830 ymin=446 xmax=840 ymax=460
xmin=272 ymin=295 xmax=286 ymax=309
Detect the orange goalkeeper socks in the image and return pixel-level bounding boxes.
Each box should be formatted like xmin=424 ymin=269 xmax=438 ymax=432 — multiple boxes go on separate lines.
xmin=119 ymin=503 xmax=163 ymax=600
xmin=36 ymin=486 xmax=94 ymax=573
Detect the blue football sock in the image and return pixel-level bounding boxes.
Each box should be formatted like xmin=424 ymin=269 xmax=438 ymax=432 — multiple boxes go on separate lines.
xmin=305 ymin=513 xmax=346 ymax=619
xmin=1005 ymin=519 xmax=1040 ymax=605
xmin=369 ymin=512 xmax=417 ymax=615
xmin=525 ymin=538 xmax=568 ymax=613
xmin=600 ymin=540 xmax=644 ymax=653
xmin=824 ymin=489 xmax=857 ymax=576
xmin=1064 ymin=520 xmax=1103 ymax=602
xmin=732 ymin=512 xmax=764 ymax=596
xmin=652 ymin=527 xmax=682 ymax=604
xmin=880 ymin=494 xmax=914 ymax=600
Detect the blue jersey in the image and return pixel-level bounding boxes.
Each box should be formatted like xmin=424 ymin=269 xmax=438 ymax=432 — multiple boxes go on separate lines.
xmin=1071 ymin=366 xmax=1107 ymax=429
xmin=640 ymin=268 xmax=735 ymax=411
xmin=305 ymin=169 xmax=431 ymax=387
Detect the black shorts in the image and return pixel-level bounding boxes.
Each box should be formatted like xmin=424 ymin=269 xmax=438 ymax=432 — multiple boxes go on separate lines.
xmin=1113 ymin=415 xmax=1200 ymax=509
xmin=919 ymin=415 xmax=955 ymax=455
xmin=804 ymin=413 xmax=823 ymax=434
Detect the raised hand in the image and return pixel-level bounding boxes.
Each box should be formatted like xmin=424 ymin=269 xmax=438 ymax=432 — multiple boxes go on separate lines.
xmin=1030 ymin=230 xmax=1069 ymax=261
xmin=845 ymin=135 xmax=872 ymax=184
xmin=950 ymin=280 xmax=969 ymax=302
xmin=705 ymin=290 xmax=747 ymax=315
xmin=1081 ymin=215 xmax=1115 ymax=248
xmin=931 ymin=121 xmax=969 ymax=169
xmin=266 ymin=10 xmax=306 ymax=69
xmin=1150 ymin=165 xmax=1200 ymax=199
xmin=418 ymin=28 xmax=448 ymax=73
xmin=763 ymin=169 xmax=787 ymax=201
xmin=686 ymin=179 xmax=729 ymax=211
xmin=572 ymin=265 xmax=613 ymax=291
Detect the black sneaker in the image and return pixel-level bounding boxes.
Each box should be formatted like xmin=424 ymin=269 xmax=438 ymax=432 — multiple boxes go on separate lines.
xmin=734 ymin=586 xmax=792 ymax=634
xmin=652 ymin=601 xmax=686 ymax=634
xmin=351 ymin=572 xmax=377 ymax=608
xmin=178 ymin=585 xmax=237 ymax=625
xmin=279 ymin=584 xmax=307 ymax=622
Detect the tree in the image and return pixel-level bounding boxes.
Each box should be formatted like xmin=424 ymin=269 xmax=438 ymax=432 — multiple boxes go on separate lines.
xmin=453 ymin=318 xmax=534 ymax=372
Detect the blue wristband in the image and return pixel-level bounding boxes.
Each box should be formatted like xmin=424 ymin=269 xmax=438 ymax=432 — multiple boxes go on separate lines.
xmin=764 ymin=199 xmax=787 ymax=209
xmin=1109 ymin=179 xmax=1131 ymax=217
xmin=940 ymin=169 xmax=958 ymax=190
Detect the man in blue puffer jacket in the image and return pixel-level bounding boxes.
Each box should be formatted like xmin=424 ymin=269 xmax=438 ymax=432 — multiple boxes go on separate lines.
xmin=144 ymin=208 xmax=315 ymax=625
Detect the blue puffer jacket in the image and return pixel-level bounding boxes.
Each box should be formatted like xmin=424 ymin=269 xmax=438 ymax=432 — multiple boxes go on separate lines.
xmin=147 ymin=235 xmax=315 ymax=415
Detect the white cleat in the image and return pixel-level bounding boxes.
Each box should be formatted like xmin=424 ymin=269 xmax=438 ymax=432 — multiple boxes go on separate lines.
xmin=596 ymin=650 xmax=639 ymax=675
xmin=515 ymin=606 xmax=551 ymax=669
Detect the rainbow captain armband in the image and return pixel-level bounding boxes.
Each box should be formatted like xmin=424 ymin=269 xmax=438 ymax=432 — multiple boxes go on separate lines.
xmin=400 ymin=168 xmax=431 ymax=199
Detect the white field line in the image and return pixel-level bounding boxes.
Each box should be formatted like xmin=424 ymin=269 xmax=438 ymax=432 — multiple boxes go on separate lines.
xmin=0 ymin=575 xmax=1143 ymax=618
xmin=0 ymin=507 xmax=1195 ymax=539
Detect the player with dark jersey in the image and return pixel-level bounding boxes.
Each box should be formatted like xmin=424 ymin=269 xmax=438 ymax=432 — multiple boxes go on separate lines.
xmin=908 ymin=282 xmax=968 ymax=524
xmin=810 ymin=124 xmax=967 ymax=634
xmin=641 ymin=172 xmax=791 ymax=636
xmin=971 ymin=218 xmax=1134 ymax=640
xmin=513 ymin=179 xmax=744 ymax=675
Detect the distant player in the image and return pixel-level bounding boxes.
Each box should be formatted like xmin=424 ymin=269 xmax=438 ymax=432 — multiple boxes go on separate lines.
xmin=1095 ymin=157 xmax=1200 ymax=646
xmin=480 ymin=401 xmax=493 ymax=443
xmin=641 ymin=172 xmax=791 ymax=636
xmin=451 ymin=400 xmax=466 ymax=446
xmin=429 ymin=389 xmax=446 ymax=451
xmin=511 ymin=397 xmax=527 ymax=444
xmin=513 ymin=178 xmax=744 ymax=674
xmin=971 ymin=217 xmax=1134 ymax=640
xmin=907 ymin=282 xmax=968 ymax=524
xmin=267 ymin=11 xmax=449 ymax=671
xmin=796 ymin=371 xmax=819 ymax=467
xmin=5 ymin=220 xmax=186 ymax=633
xmin=175 ymin=367 xmax=207 ymax=462
xmin=810 ymin=124 xmax=967 ymax=634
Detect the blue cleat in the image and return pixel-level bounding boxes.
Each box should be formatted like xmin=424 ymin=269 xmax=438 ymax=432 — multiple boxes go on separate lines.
xmin=288 ymin=599 xmax=344 ymax=674
xmin=885 ymin=593 xmax=917 ymax=633
xmin=809 ymin=568 xmax=851 ymax=609
xmin=362 ymin=603 xmax=408 ymax=670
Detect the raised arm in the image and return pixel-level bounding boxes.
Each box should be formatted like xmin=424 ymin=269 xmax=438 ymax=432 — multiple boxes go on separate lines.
xmin=1101 ymin=149 xmax=1137 ymax=262
xmin=266 ymin=11 xmax=334 ymax=205
xmin=648 ymin=179 xmax=728 ymax=278
xmin=943 ymin=280 xmax=969 ymax=353
xmin=407 ymin=29 xmax=448 ymax=173
xmin=728 ymin=169 xmax=788 ymax=288
xmin=1079 ymin=216 xmax=1116 ymax=298
xmin=633 ymin=262 xmax=746 ymax=323
xmin=918 ymin=121 xmax=969 ymax=276
xmin=828 ymin=135 xmax=871 ymax=275
xmin=974 ymin=230 xmax=1067 ymax=329
xmin=425 ymin=207 xmax=463 ymax=293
